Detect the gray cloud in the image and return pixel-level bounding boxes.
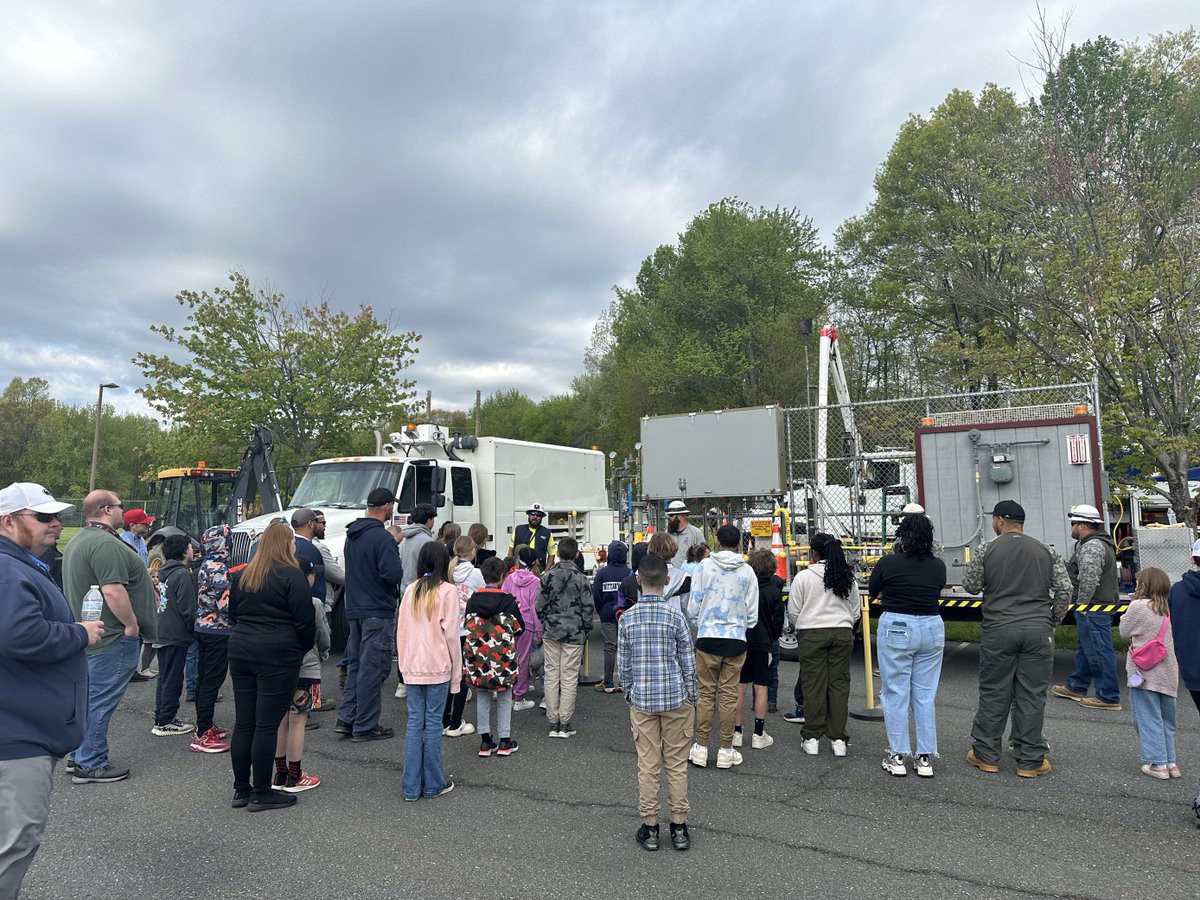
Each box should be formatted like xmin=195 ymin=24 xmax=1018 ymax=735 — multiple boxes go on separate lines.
xmin=1 ymin=0 xmax=1192 ymax=419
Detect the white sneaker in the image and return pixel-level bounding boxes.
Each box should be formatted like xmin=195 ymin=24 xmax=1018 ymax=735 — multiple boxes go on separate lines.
xmin=443 ymin=722 xmax=476 ymax=737
xmin=751 ymin=732 xmax=774 ymax=750
xmin=716 ymin=747 xmax=743 ymax=769
xmin=732 ymin=730 xmax=743 ymax=748
xmin=688 ymin=743 xmax=708 ymax=767
xmin=801 ymin=738 xmax=819 ymax=755
xmin=151 ymin=719 xmax=195 ymax=736
xmin=914 ymin=754 xmax=934 ymax=778
xmin=831 ymin=739 xmax=848 ymax=757
xmin=882 ymin=753 xmax=908 ymax=776
xmin=538 ymin=699 xmax=547 ymax=710
xmin=394 ymin=684 xmax=407 ymax=699
xmin=512 ymin=699 xmax=536 ymax=712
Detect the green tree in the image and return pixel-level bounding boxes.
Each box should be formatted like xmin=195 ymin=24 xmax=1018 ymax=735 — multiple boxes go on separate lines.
xmin=134 ymin=271 xmax=421 ymax=468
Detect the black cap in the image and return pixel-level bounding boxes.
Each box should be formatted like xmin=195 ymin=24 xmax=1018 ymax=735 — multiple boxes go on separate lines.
xmin=991 ymin=500 xmax=1026 ymax=521
xmin=366 ymin=487 xmax=396 ymax=507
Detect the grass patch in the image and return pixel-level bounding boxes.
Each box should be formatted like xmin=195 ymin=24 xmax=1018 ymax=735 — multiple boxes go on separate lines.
xmin=868 ymin=616 xmax=1129 ymax=653
xmin=59 ymin=526 xmax=82 ymax=547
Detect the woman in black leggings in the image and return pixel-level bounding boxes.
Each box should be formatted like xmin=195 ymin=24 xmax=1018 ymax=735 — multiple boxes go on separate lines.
xmin=227 ymin=522 xmax=315 ymax=811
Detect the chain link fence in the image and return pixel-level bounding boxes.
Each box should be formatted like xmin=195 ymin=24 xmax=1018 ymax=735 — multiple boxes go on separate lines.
xmin=781 ymin=381 xmax=1099 ymax=569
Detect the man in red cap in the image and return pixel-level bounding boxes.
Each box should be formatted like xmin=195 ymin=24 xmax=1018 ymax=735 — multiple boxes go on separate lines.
xmin=120 ymin=508 xmax=155 ymax=564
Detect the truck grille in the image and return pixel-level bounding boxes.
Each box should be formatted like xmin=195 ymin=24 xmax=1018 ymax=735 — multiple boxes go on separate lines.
xmin=229 ymin=531 xmax=253 ymax=567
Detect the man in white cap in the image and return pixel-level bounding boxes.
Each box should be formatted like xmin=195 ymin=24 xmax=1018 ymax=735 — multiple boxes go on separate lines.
xmin=665 ymin=500 xmax=704 ymax=568
xmin=1051 ymin=503 xmax=1121 ymax=710
xmin=509 ymin=502 xmax=556 ymax=569
xmin=0 ymin=483 xmax=103 ymax=896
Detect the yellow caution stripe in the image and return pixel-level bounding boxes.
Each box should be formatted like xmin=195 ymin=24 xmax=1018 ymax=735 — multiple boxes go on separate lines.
xmin=864 ymin=597 xmax=1129 ymax=614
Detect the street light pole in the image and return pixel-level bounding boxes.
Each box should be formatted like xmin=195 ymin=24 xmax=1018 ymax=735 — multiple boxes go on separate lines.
xmin=89 ymin=382 xmax=119 ymax=493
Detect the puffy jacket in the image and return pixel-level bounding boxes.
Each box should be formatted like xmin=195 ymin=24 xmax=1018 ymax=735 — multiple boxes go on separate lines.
xmin=503 ymin=567 xmax=542 ymax=639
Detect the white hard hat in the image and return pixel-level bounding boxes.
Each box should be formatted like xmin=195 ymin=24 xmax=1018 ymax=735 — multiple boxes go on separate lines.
xmin=901 ymin=502 xmax=926 ymax=516
xmin=666 ymin=500 xmax=690 ymax=516
xmin=1067 ymin=504 xmax=1104 ymax=525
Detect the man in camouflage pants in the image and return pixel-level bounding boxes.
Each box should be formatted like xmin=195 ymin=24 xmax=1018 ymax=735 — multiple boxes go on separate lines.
xmin=1051 ymin=504 xmax=1122 ymax=710
xmin=964 ymin=501 xmax=1072 ymax=778
xmin=537 ymin=537 xmax=593 ymax=739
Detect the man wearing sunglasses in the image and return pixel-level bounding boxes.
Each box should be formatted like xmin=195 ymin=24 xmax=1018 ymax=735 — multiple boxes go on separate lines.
xmin=0 ymin=482 xmax=103 ymax=897
xmin=62 ymin=491 xmax=159 ymax=784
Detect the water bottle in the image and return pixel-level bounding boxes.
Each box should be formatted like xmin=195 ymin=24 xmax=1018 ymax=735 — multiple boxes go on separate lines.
xmin=82 ymin=585 xmax=104 ymax=622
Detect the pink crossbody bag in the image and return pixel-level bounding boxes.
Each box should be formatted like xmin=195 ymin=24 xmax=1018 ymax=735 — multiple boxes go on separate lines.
xmin=1130 ymin=613 xmax=1170 ymax=671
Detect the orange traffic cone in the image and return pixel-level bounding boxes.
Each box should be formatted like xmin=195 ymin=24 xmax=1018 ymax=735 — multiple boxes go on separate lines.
xmin=645 ymin=523 xmax=654 ymax=538
xmin=771 ymin=521 xmax=787 ymax=579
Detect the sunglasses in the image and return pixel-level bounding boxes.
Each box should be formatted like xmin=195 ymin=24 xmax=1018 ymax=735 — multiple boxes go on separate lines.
xmin=19 ymin=511 xmax=65 ymax=523
xmin=106 ymin=502 xmax=124 ymax=510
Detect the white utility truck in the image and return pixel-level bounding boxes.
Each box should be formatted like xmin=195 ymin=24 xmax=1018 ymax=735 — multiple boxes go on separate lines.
xmin=230 ymin=424 xmax=616 ymax=572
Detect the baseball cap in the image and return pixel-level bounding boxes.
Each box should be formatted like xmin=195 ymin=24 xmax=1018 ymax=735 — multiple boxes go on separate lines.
xmin=0 ymin=482 xmax=76 ymax=517
xmin=123 ymin=508 xmax=155 ymax=527
xmin=366 ymin=487 xmax=396 ymax=507
xmin=991 ymin=500 xmax=1026 ymax=521
xmin=291 ymin=507 xmax=319 ymax=527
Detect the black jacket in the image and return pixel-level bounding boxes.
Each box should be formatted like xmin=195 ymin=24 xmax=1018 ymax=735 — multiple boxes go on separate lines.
xmin=156 ymin=559 xmax=197 ymax=647
xmin=228 ymin=564 xmax=317 ymax=664
xmin=749 ymin=574 xmax=786 ymax=649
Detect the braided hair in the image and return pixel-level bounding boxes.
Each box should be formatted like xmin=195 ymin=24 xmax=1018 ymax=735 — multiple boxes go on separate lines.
xmin=810 ymin=532 xmax=855 ymax=601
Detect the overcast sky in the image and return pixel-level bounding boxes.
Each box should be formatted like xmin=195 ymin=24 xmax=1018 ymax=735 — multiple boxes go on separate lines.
xmin=2 ymin=1 xmax=1192 ymax=421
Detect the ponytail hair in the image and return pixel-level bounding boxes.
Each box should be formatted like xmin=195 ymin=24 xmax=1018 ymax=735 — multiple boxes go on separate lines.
xmin=412 ymin=541 xmax=451 ymax=620
xmin=810 ymin=532 xmax=855 ymax=601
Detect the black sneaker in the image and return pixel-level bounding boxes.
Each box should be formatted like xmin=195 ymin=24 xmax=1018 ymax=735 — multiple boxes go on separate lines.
xmin=670 ymin=822 xmax=690 ymax=851
xmin=334 ymin=719 xmax=353 ymax=736
xmin=782 ymin=707 xmax=805 ymax=723
xmin=479 ymin=734 xmax=497 ymax=757
xmin=559 ymin=721 xmax=576 ymax=737
xmin=64 ymin=756 xmax=75 ymax=774
xmin=71 ymin=764 xmax=130 ymax=784
xmin=129 ymin=671 xmax=151 ymax=683
xmin=350 ymin=725 xmax=395 ymax=742
xmin=247 ymin=789 xmax=298 ymax=812
xmin=636 ymin=823 xmax=659 ymax=851
xmin=497 ymin=738 xmax=519 ymax=756
xmin=231 ymin=788 xmax=251 ymax=809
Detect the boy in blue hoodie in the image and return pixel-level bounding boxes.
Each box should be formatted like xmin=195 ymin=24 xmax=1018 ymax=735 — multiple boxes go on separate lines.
xmin=593 ymin=540 xmax=631 ymax=693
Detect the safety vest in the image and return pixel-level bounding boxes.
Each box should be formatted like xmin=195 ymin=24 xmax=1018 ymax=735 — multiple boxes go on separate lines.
xmin=1066 ymin=530 xmax=1118 ymax=604
xmin=511 ymin=523 xmax=553 ymax=567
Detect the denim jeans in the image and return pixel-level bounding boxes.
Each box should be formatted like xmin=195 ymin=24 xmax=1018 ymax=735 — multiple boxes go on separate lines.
xmin=75 ymin=635 xmax=140 ymax=770
xmin=337 ymin=616 xmax=394 ymax=734
xmin=1128 ymin=687 xmax=1177 ymax=765
xmin=403 ymin=682 xmax=451 ymax=799
xmin=877 ymin=612 xmax=945 ymax=756
xmin=1066 ymin=611 xmax=1119 ymax=703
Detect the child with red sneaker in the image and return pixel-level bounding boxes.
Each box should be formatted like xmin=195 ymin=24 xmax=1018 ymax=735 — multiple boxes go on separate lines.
xmin=465 ymin=557 xmax=525 ymax=757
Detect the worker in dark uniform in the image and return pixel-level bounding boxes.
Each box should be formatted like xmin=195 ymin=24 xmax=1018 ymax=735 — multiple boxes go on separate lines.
xmin=509 ymin=502 xmax=556 ymax=569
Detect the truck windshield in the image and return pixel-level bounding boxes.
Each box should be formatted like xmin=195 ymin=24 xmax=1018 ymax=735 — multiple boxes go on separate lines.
xmin=288 ymin=462 xmax=402 ymax=510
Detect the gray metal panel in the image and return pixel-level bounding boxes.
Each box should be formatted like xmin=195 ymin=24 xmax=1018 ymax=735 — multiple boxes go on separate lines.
xmin=1136 ymin=526 xmax=1195 ymax=584
xmin=641 ymin=406 xmax=784 ymax=499
xmin=918 ymin=418 xmax=1101 ymax=582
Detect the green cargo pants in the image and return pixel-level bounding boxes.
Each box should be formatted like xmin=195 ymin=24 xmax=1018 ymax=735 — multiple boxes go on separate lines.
xmin=970 ymin=623 xmax=1054 ymax=768
xmin=797 ymin=627 xmax=854 ymax=742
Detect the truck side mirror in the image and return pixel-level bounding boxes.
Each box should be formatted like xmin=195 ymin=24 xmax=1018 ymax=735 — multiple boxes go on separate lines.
xmin=432 ymin=492 xmax=447 ymax=509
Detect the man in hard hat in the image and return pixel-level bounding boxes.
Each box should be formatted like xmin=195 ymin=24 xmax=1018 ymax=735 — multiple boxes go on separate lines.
xmin=1051 ymin=504 xmax=1122 ymax=710
xmin=509 ymin=503 xmax=555 ymax=570
xmin=665 ymin=500 xmax=704 ymax=568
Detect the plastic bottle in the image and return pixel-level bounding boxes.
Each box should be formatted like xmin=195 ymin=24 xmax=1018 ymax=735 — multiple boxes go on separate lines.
xmin=82 ymin=585 xmax=104 ymax=622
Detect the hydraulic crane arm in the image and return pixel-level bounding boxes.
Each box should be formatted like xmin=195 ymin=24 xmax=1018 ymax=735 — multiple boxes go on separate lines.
xmin=224 ymin=426 xmax=283 ymax=524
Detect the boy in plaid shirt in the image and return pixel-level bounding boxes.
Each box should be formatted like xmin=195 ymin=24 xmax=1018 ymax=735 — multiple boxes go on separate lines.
xmin=617 ymin=555 xmax=696 ymax=852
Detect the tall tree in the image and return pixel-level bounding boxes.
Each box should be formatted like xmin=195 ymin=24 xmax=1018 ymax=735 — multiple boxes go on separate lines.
xmin=135 ymin=271 xmax=421 ymax=467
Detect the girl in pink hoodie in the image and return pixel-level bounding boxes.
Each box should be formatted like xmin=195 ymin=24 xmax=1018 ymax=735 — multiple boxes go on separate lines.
xmin=396 ymin=541 xmax=462 ymax=801
xmin=503 ymin=547 xmax=543 ymax=711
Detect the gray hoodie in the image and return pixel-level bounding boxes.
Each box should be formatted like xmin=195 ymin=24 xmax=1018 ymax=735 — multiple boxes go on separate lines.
xmin=398 ymin=522 xmax=433 ymax=595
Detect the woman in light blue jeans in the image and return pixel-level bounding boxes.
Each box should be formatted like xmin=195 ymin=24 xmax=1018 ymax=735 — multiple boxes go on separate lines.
xmin=868 ymin=514 xmax=947 ymax=777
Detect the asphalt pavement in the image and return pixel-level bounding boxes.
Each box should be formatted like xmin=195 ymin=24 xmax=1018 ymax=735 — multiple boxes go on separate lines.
xmin=22 ymin=634 xmax=1200 ymax=900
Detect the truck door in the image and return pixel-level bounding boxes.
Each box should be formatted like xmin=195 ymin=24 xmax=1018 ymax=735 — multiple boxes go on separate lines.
xmin=494 ymin=472 xmax=516 ymax=553
xmin=449 ymin=465 xmax=479 ymax=532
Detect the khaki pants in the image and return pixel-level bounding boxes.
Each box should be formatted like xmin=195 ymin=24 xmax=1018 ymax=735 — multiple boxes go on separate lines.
xmin=694 ymin=649 xmax=746 ymax=748
xmin=630 ymin=705 xmax=691 ymax=824
xmin=543 ymin=639 xmax=585 ymax=724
